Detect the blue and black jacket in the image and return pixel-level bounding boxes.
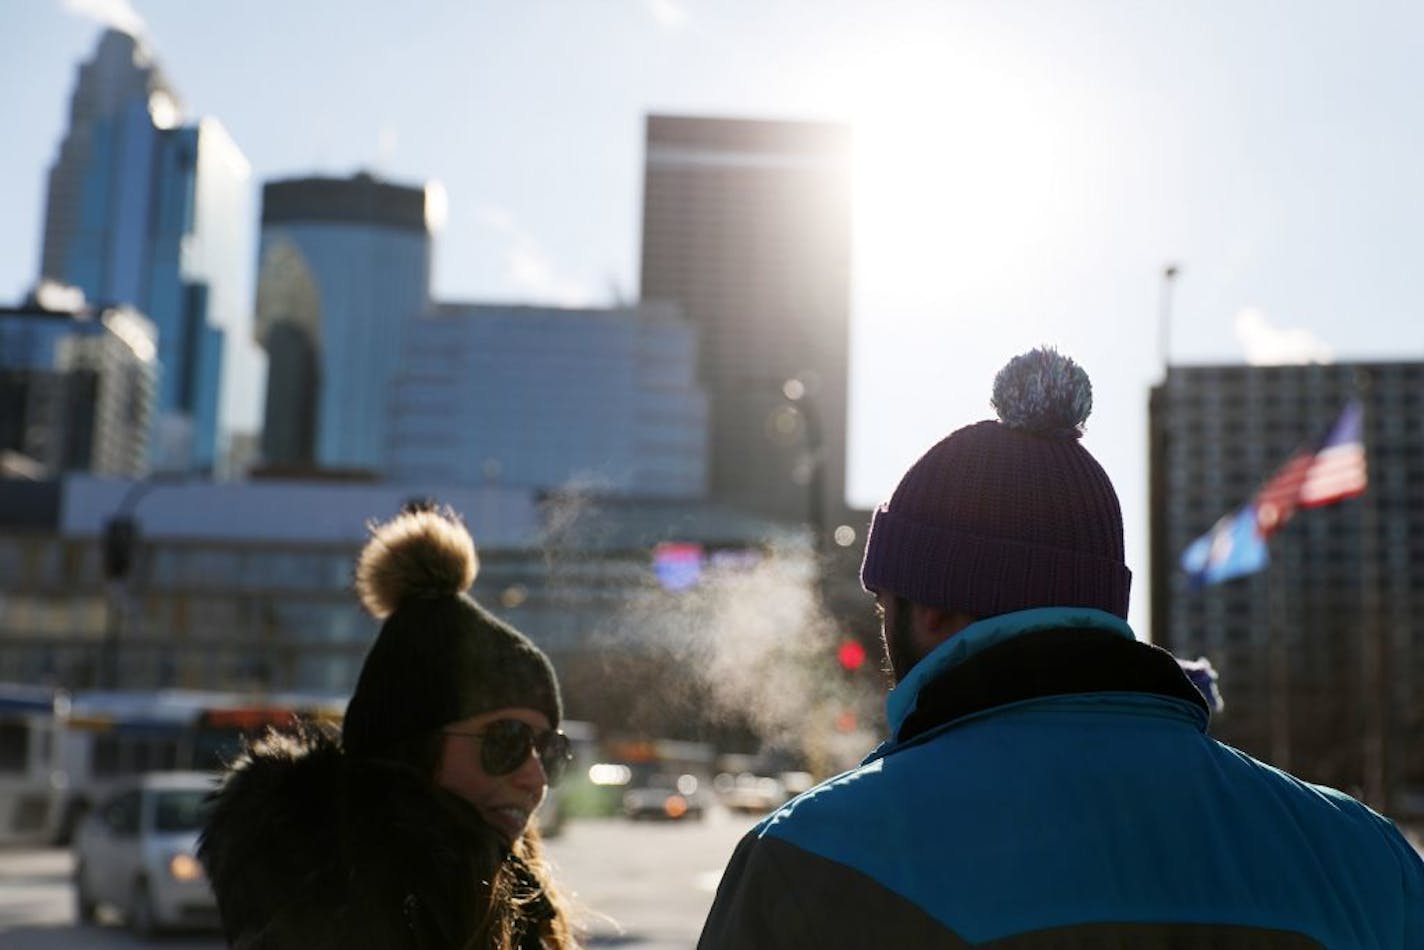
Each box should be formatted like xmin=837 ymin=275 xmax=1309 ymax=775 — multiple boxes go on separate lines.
xmin=698 ymin=608 xmax=1424 ymax=948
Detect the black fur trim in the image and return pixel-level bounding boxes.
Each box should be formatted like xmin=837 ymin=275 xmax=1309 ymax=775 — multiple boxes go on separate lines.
xmin=198 ymin=722 xmax=507 ymax=948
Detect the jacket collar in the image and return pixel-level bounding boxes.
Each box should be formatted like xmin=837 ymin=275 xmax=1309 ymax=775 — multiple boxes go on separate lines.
xmin=871 ymin=607 xmax=1209 ymax=762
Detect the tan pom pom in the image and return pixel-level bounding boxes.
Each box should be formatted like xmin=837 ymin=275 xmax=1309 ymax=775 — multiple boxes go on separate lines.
xmin=355 ymin=507 xmax=478 ymax=619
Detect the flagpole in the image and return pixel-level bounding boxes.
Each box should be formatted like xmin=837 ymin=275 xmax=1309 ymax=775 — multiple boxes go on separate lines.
xmin=1158 ymin=264 xmax=1179 ymax=376
xmin=1356 ymin=384 xmax=1387 ymax=812
xmin=1186 ymin=397 xmax=1368 ymax=782
xmin=1267 ymin=550 xmax=1291 ymax=772
xmin=1360 ymin=502 xmax=1386 ymax=812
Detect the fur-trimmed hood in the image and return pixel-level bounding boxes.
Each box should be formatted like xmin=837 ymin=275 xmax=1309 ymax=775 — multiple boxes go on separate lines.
xmin=198 ymin=723 xmax=519 ymax=949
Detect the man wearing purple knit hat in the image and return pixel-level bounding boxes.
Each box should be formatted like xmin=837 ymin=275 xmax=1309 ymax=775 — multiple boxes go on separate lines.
xmin=700 ymin=348 xmax=1422 ymax=949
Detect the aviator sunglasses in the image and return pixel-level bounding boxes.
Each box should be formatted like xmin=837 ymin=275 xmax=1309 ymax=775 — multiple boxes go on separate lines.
xmin=443 ymin=719 xmax=573 ymax=784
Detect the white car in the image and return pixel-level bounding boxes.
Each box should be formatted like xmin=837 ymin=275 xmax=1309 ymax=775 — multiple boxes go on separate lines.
xmin=623 ymin=773 xmax=709 ymax=821
xmin=72 ymin=771 xmax=220 ymax=937
xmin=715 ymin=772 xmax=787 ymax=815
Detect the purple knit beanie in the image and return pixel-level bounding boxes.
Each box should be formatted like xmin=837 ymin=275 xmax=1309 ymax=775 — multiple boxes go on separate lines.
xmin=860 ymin=347 xmax=1131 ymax=619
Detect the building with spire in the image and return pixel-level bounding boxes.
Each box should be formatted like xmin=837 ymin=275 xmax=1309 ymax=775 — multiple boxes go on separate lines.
xmin=39 ymin=29 xmax=259 ymax=474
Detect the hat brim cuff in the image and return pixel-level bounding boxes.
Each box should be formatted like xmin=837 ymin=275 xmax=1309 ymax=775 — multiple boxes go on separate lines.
xmin=860 ymin=506 xmax=1131 ymax=619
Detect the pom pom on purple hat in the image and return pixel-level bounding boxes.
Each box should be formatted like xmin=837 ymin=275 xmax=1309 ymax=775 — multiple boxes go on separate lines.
xmin=860 ymin=346 xmax=1131 ymax=619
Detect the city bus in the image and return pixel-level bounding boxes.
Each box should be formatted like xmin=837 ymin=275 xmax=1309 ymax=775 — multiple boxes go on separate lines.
xmin=0 ymin=683 xmax=66 ymax=845
xmin=0 ymin=684 xmax=346 ymax=845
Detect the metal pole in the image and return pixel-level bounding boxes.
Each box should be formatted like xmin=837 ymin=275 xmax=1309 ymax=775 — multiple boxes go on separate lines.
xmin=782 ymin=377 xmax=825 ymax=553
xmin=1267 ymin=552 xmax=1292 ymax=772
xmin=1361 ymin=503 xmax=1386 ymax=811
xmin=1159 ymin=264 xmax=1179 ymax=377
xmin=1355 ymin=383 xmax=1387 ymax=811
xmin=98 ymin=473 xmax=182 ymax=689
xmin=803 ymin=397 xmax=825 ymax=555
xmin=101 ymin=516 xmax=139 ymax=689
xmin=101 ymin=580 xmax=123 ymax=689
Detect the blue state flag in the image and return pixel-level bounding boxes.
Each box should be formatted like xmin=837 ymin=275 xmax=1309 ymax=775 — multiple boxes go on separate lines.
xmin=1180 ymin=503 xmax=1269 ymax=587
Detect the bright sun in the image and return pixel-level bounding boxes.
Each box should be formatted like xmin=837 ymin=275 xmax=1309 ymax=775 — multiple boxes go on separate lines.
xmin=842 ymin=37 xmax=1092 ymax=311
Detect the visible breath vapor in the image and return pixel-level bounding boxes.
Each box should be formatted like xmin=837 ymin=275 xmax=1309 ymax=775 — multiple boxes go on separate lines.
xmin=530 ymin=487 xmax=878 ymax=771
xmin=594 ymin=546 xmax=877 ymax=771
xmin=537 ymin=484 xmax=600 ymax=571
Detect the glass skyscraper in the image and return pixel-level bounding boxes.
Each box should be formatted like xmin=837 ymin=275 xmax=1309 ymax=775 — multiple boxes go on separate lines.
xmin=0 ymin=296 xmax=157 ymax=477
xmin=256 ymin=174 xmax=433 ymax=473
xmin=39 ymin=29 xmax=258 ymax=474
xmin=388 ymin=301 xmax=707 ymax=496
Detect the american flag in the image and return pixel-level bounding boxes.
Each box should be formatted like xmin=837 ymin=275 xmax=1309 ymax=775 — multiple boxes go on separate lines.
xmin=1254 ymin=401 xmax=1367 ymax=538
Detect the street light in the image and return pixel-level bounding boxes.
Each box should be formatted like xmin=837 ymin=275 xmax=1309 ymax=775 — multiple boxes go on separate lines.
xmin=1159 ymin=263 xmax=1180 ymax=377
xmin=99 ymin=474 xmax=185 ymax=688
xmin=781 ymin=376 xmax=825 ymax=553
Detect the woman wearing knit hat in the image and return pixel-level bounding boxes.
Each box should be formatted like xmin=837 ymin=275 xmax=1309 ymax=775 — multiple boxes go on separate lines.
xmin=699 ymin=348 xmax=1423 ymax=948
xmin=199 ymin=506 xmax=577 ymax=949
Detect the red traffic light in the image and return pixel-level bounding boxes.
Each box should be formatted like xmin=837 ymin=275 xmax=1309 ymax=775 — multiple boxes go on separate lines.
xmin=837 ymin=639 xmax=866 ymax=671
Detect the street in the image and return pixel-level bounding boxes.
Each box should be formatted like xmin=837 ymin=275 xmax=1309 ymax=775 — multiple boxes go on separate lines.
xmin=0 ymin=810 xmax=760 ymax=949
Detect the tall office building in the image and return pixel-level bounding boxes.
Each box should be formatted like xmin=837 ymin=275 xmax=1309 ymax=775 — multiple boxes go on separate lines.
xmin=640 ymin=115 xmax=852 ymax=530
xmin=0 ymin=292 xmax=157 ymax=478
xmin=256 ymin=174 xmax=433 ymax=472
xmin=1150 ymin=362 xmax=1424 ymax=820
xmin=388 ymin=302 xmax=707 ymax=495
xmin=39 ymin=29 xmax=258 ymax=473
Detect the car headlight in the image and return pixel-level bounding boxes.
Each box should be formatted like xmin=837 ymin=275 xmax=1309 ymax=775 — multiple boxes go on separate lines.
xmin=168 ymin=852 xmax=204 ymax=882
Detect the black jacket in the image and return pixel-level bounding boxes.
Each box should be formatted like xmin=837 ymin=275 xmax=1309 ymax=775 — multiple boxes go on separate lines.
xmin=198 ymin=724 xmax=554 ymax=949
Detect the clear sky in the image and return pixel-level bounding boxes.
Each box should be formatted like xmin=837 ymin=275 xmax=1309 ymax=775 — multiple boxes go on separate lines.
xmin=5 ymin=0 xmax=1423 ymax=638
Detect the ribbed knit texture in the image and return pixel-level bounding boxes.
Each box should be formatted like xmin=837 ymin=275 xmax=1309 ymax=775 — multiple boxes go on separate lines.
xmin=861 ymin=420 xmax=1131 ymax=618
xmin=342 ymin=594 xmax=562 ymax=758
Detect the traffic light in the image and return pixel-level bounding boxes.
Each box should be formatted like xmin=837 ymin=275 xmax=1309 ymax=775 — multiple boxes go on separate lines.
xmin=103 ymin=517 xmax=139 ymax=581
xmin=836 ymin=638 xmax=866 ymax=672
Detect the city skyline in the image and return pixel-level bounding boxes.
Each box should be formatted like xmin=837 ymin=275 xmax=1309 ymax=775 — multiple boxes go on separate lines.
xmin=6 ymin=2 xmax=1424 ymax=639
xmin=36 ymin=26 xmax=258 ymax=473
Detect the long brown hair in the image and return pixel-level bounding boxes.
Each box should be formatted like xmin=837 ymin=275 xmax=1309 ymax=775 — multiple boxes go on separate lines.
xmin=477 ymin=826 xmax=576 ymax=950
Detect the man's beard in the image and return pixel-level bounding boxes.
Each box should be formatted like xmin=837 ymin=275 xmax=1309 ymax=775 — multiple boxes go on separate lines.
xmin=881 ymin=595 xmax=919 ymax=685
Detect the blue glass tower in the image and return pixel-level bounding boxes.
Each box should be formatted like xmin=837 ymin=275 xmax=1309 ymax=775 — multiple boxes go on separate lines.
xmin=40 ymin=30 xmax=257 ymax=474
xmin=388 ymin=301 xmax=707 ymax=496
xmin=256 ymin=174 xmax=433 ymax=473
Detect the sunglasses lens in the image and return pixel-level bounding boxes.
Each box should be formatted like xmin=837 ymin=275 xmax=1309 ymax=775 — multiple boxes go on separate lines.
xmin=479 ymin=720 xmax=533 ymax=776
xmin=538 ymin=732 xmax=573 ymax=784
xmin=476 ymin=721 xmax=573 ymax=784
